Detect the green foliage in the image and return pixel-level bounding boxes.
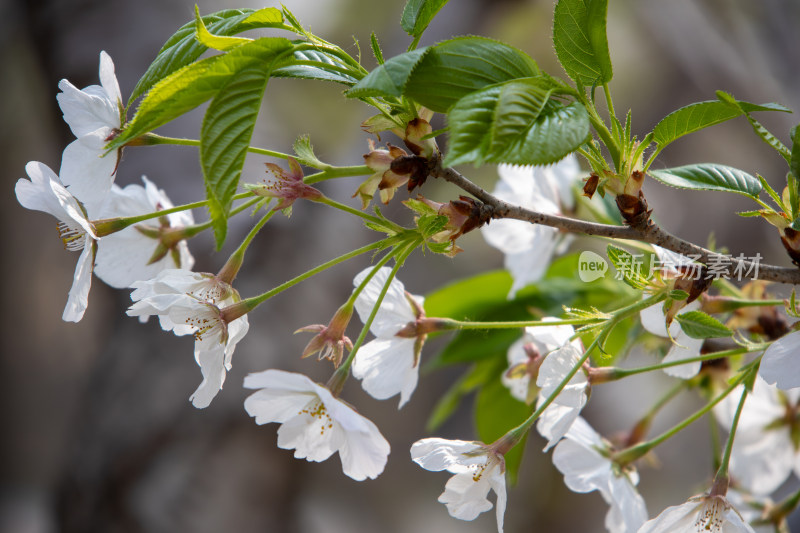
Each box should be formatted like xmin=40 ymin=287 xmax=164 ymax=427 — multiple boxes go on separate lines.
xmin=201 ymin=65 xmax=272 ymax=248
xmin=348 ymin=37 xmax=538 ymax=113
xmin=272 ymin=49 xmax=361 ymax=85
xmin=674 ymin=310 xmax=733 ymax=339
xmin=111 ymin=38 xmax=294 ymax=149
xmin=405 ymin=38 xmax=539 ymax=113
xmin=443 ymin=79 xmax=590 ymax=167
xmin=474 ymin=359 xmax=533 ymax=485
xmin=648 ymin=163 xmax=762 ymax=198
xmin=292 ymin=135 xmax=326 ymax=169
xmin=607 ymin=245 xmax=650 ymax=290
xmin=791 ymin=125 xmax=800 ymax=181
xmin=716 ymin=91 xmax=791 ymax=162
xmin=128 ymin=8 xmax=284 ymax=105
xmin=651 ymin=97 xmax=789 ymax=151
xmin=345 ymin=48 xmax=429 ymax=99
xmin=552 ymin=0 xmax=612 ymax=86
xmin=401 ymin=0 xmax=451 ymax=38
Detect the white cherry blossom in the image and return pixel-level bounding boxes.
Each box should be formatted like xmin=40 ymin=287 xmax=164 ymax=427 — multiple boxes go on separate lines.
xmin=502 ymin=320 xmax=576 ymax=403
xmin=481 ymin=154 xmax=581 ymax=298
xmin=411 ymin=438 xmax=507 ymax=532
xmin=243 ymin=369 xmax=390 ymax=481
xmin=637 ymin=493 xmax=756 ymax=533
xmin=351 ymin=267 xmax=426 ymax=408
xmin=553 ymin=417 xmax=648 ymax=533
xmin=713 ymin=376 xmax=800 ymax=495
xmin=536 ymin=341 xmax=589 ymax=450
xmin=127 ymin=269 xmax=248 ymax=408
xmin=57 ymin=51 xmax=123 ymax=211
xmin=759 ymin=330 xmax=800 ymax=391
xmin=15 ymin=161 xmax=98 ymax=322
xmin=94 ymin=176 xmax=194 ymax=288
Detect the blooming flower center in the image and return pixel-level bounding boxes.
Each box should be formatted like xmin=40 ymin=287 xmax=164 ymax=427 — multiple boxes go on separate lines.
xmin=190 ymin=282 xmax=230 ymax=305
xmin=694 ymin=497 xmax=726 ymax=532
xmin=299 ymin=400 xmax=334 ymax=436
xmin=56 ymin=221 xmax=86 ymax=251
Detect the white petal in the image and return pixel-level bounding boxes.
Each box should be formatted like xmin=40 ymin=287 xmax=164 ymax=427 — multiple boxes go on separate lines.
xmin=410 ymin=438 xmax=485 ymax=473
xmin=604 ymin=474 xmax=648 ymax=533
xmin=353 ymin=266 xmax=418 ymax=337
xmin=438 ymin=472 xmax=494 ymax=521
xmin=490 ymin=469 xmax=507 ymax=533
xmin=661 ymin=328 xmax=704 ymax=378
xmin=729 ymin=426 xmax=794 ymax=495
xmin=189 ymin=345 xmax=227 ymax=408
xmin=536 ymin=344 xmax=588 ymax=407
xmin=60 ymin=133 xmax=117 ymax=212
xmin=536 ymin=402 xmax=581 ymax=451
xmin=276 ymin=407 xmax=343 ymax=462
xmin=640 ymin=303 xmax=670 ymax=337
xmin=98 ymin=51 xmax=122 ymax=107
xmin=504 ymin=229 xmax=559 ymax=297
xmin=337 ymin=414 xmax=391 ymax=480
xmin=637 ymin=501 xmax=699 ymax=533
xmin=759 ymin=330 xmax=800 ymax=390
xmin=481 ymin=218 xmax=536 ymax=255
xmin=62 ymin=238 xmax=95 ymax=322
xmin=552 ymin=436 xmax=612 ymax=494
xmin=57 ymin=80 xmax=120 ymax=138
xmin=526 ymin=321 xmax=576 ymax=352
xmin=352 ymin=337 xmax=419 ymax=407
xmin=244 ymin=387 xmax=316 ymax=425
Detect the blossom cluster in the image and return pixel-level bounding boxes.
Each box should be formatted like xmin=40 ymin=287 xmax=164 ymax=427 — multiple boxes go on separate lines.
xmin=18 ymin=48 xmax=800 ymax=533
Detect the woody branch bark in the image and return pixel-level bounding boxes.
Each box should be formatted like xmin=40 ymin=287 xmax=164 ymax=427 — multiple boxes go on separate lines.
xmin=434 ymin=163 xmax=800 ymax=285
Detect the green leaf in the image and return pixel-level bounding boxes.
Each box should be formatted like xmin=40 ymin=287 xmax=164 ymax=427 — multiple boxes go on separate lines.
xmin=648 ymin=163 xmax=762 ymax=198
xmin=425 ymin=270 xmax=513 ymax=319
xmin=668 ymin=289 xmax=689 ymax=301
xmin=292 ymin=135 xmax=326 ymax=168
xmin=401 ymin=0 xmax=450 ymax=37
xmin=717 ymin=91 xmax=792 ymax=162
xmin=405 ymin=37 xmax=539 ymax=113
xmin=606 ymin=245 xmax=649 ymax=289
xmin=475 ymin=361 xmax=533 ymax=485
xmin=272 ymin=49 xmax=360 ymax=85
xmin=426 ymin=359 xmax=498 ymax=432
xmin=370 ymin=32 xmax=384 ymax=64
xmin=128 ymin=8 xmax=284 ymax=105
xmin=346 ymin=47 xmax=429 ymax=99
xmin=112 ymin=38 xmax=293 ymax=149
xmin=652 ymin=98 xmax=790 ymax=150
xmin=201 ymin=64 xmax=272 ymax=248
xmin=444 ymin=82 xmax=589 ymax=166
xmin=675 ymin=310 xmax=732 ymax=339
xmin=791 ymin=125 xmax=800 ymax=180
xmin=194 ymin=6 xmax=251 ymax=51
xmin=552 ymin=0 xmax=612 ymax=86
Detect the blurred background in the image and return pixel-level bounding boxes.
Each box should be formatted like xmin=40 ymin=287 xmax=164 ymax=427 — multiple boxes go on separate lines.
xmin=2 ymin=0 xmax=799 ymax=531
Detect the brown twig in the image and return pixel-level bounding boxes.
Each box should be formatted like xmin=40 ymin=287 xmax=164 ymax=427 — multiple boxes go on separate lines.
xmin=434 ymin=164 xmax=800 ymax=285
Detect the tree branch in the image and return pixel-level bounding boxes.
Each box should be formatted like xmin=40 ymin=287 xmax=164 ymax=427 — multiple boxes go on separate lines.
xmin=434 ymin=164 xmax=800 ymax=285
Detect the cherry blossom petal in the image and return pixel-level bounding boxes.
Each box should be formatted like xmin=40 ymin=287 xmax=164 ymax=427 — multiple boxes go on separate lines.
xmin=354 ymin=266 xmax=420 ymax=337
xmin=352 ymin=337 xmax=418 ymax=407
xmin=62 ymin=238 xmax=95 ymax=322
xmin=759 ymin=330 xmax=800 ymax=390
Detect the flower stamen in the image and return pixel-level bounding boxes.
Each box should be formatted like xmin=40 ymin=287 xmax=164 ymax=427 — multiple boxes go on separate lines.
xmin=57 ymin=221 xmax=86 ymax=251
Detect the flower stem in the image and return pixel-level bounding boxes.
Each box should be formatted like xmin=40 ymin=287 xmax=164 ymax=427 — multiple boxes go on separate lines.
xmin=434 ymin=317 xmax=605 ymax=331
xmin=712 ymin=381 xmax=750 ymax=495
xmin=604 ymin=346 xmax=756 ymax=380
xmin=613 ymin=363 xmax=756 ymax=467
xmin=304 ymin=165 xmax=371 ymax=184
xmin=93 ymin=191 xmax=257 ymax=233
xmin=239 ymin=239 xmax=390 ymax=312
xmin=139 ymin=133 xmax=293 ymax=160
xmin=217 ymin=204 xmax=276 ymax=284
xmin=314 ymin=195 xmax=387 ymax=226
xmin=327 ymin=243 xmax=416 ymax=395
xmin=501 ymin=293 xmax=666 ymax=446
